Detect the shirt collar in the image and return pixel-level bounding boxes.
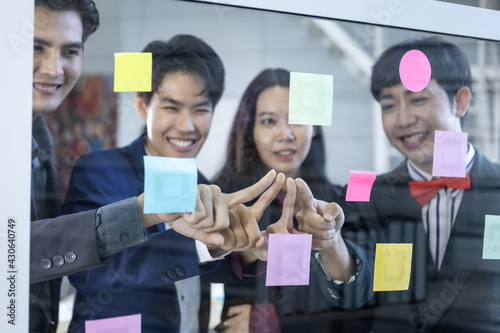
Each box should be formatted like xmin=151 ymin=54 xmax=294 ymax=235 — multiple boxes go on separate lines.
xmin=408 ymin=143 xmax=476 ymax=181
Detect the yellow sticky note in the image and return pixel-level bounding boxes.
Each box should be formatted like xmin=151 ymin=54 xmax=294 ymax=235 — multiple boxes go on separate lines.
xmin=114 ymin=52 xmax=152 ymax=92
xmin=373 ymin=243 xmax=412 ymax=292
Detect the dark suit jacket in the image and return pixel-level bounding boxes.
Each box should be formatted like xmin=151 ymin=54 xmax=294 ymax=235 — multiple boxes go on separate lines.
xmin=343 ymin=149 xmax=500 ymax=333
xmin=62 ymin=135 xmax=229 ymax=333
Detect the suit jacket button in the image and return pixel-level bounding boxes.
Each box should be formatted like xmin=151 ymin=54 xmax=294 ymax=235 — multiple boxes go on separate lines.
xmin=167 ymin=270 xmax=177 ymax=280
xmin=40 ymin=258 xmax=52 ymax=269
xmin=65 ymin=252 xmax=77 ymax=263
xmin=160 ymin=273 xmax=170 ymax=281
xmin=53 ymin=255 xmax=65 ymax=267
xmin=120 ymin=233 xmax=129 ymax=242
xmin=175 ymin=267 xmax=185 ymax=277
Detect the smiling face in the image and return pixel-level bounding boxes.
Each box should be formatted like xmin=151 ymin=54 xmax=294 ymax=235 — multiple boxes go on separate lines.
xmin=32 ymin=6 xmax=84 ymax=116
xmin=137 ymin=71 xmax=213 ymax=159
xmin=253 ymin=86 xmax=314 ymax=179
xmin=379 ymin=79 xmax=470 ymax=174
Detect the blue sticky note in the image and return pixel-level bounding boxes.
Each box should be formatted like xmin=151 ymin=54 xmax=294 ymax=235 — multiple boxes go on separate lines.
xmin=143 ymin=156 xmax=197 ymax=214
xmin=432 ymin=130 xmax=468 ymax=177
xmin=483 ymin=215 xmax=500 ymax=259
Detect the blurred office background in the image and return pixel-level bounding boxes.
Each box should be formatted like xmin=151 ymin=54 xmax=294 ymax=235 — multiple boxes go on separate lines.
xmin=57 ymin=0 xmax=500 ymax=187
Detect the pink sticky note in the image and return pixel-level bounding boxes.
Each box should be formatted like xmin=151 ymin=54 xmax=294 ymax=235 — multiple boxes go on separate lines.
xmin=266 ymin=234 xmax=312 ymax=286
xmin=432 ymin=130 xmax=468 ymax=177
xmin=399 ymin=50 xmax=431 ymax=92
xmin=86 ymin=314 xmax=141 ymax=333
xmin=346 ymin=170 xmax=377 ymax=202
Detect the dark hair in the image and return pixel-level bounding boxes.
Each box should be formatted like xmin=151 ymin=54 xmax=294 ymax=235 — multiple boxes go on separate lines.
xmin=137 ymin=35 xmax=225 ymax=107
xmin=219 ymin=68 xmax=328 ymax=185
xmin=371 ymin=37 xmax=472 ymax=104
xmin=35 ymin=0 xmax=99 ymax=43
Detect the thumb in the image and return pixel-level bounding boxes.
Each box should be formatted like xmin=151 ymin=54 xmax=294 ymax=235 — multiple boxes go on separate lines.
xmin=279 ymin=178 xmax=296 ymax=231
xmin=191 ymin=230 xmax=225 ymax=246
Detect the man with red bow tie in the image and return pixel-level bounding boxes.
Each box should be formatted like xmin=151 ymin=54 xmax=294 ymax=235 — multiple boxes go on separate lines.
xmin=324 ymin=37 xmax=500 ymax=333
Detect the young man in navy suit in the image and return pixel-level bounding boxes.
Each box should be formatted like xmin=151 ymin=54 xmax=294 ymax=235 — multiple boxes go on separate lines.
xmin=62 ymin=34 xmax=285 ymax=333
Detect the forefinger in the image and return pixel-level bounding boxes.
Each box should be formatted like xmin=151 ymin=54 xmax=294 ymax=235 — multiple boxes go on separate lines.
xmin=225 ymin=169 xmax=276 ymax=208
xmin=251 ymin=173 xmax=285 ymax=221
xmin=295 ymin=178 xmax=316 ymax=211
xmin=280 ymin=178 xmax=297 ymax=231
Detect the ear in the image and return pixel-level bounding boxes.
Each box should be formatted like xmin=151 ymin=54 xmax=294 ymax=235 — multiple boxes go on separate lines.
xmin=136 ymin=93 xmax=148 ymax=122
xmin=454 ymin=86 xmax=471 ymax=118
xmin=81 ymin=46 xmax=85 ymax=56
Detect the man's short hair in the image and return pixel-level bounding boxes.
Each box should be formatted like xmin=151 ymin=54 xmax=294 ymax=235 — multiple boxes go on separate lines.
xmin=137 ymin=34 xmax=225 ymax=108
xmin=35 ymin=0 xmax=99 ymax=43
xmin=371 ymin=37 xmax=472 ymax=104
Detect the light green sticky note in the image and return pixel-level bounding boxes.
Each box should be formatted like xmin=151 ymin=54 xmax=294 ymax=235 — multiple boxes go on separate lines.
xmin=288 ymin=72 xmax=333 ymax=126
xmin=483 ymin=215 xmax=500 ymax=259
xmin=373 ymin=243 xmax=413 ymax=292
xmin=114 ymin=52 xmax=152 ymax=92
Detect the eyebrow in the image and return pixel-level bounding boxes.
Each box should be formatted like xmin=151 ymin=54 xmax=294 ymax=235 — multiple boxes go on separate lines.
xmin=256 ymin=111 xmax=277 ymax=118
xmin=34 ymin=37 xmax=84 ymax=49
xmin=159 ymin=97 xmax=211 ymax=108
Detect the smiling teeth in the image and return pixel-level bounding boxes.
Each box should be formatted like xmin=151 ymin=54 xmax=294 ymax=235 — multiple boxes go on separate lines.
xmin=34 ymin=84 xmax=58 ymax=92
xmin=277 ymin=150 xmax=293 ymax=156
xmin=404 ymin=133 xmax=425 ymax=143
xmin=169 ymin=138 xmax=194 ymax=147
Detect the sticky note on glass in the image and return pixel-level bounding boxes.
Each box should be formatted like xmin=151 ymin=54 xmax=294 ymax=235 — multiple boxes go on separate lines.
xmin=114 ymin=52 xmax=152 ymax=92
xmin=373 ymin=243 xmax=413 ymax=292
xmin=345 ymin=170 xmax=377 ymax=202
xmin=432 ymin=130 xmax=468 ymax=177
xmin=483 ymin=215 xmax=500 ymax=259
xmin=399 ymin=49 xmax=431 ymax=92
xmin=266 ymin=234 xmax=312 ymax=286
xmin=289 ymin=72 xmax=333 ymax=126
xmin=86 ymin=313 xmax=141 ymax=333
xmin=143 ymin=156 xmax=197 ymax=214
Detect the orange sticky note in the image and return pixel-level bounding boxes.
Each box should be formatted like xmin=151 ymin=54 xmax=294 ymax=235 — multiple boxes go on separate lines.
xmin=114 ymin=52 xmax=152 ymax=92
xmin=373 ymin=243 xmax=412 ymax=291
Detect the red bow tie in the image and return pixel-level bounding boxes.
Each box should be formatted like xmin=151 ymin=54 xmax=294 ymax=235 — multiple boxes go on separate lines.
xmin=408 ymin=173 xmax=471 ymax=206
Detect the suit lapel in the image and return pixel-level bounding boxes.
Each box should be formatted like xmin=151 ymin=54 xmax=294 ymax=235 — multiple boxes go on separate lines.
xmin=421 ymin=151 xmax=492 ymax=332
xmin=438 ymin=152 xmax=485 ymax=281
xmin=122 ymin=134 xmax=146 ymax=185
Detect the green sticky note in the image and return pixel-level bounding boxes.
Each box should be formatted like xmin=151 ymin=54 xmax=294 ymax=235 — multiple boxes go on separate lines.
xmin=114 ymin=52 xmax=152 ymax=92
xmin=288 ymin=72 xmax=333 ymax=126
xmin=483 ymin=215 xmax=500 ymax=259
xmin=373 ymin=243 xmax=413 ymax=292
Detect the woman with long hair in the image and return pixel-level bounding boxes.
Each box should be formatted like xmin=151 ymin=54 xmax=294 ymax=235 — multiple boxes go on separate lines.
xmin=214 ymin=68 xmax=373 ymax=332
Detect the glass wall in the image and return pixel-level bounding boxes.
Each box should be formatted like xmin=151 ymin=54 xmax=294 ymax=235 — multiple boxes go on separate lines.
xmin=8 ymin=0 xmax=500 ymax=332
